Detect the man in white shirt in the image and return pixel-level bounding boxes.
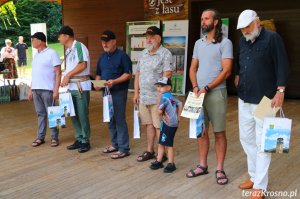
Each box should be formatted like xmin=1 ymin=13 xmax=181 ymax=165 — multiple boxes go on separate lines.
xmin=28 ymin=32 xmax=61 ymax=147
xmin=58 ymin=26 xmax=91 ymax=153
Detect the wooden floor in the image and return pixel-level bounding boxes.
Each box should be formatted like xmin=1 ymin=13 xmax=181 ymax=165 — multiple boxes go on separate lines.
xmin=0 ymin=92 xmax=299 ymax=199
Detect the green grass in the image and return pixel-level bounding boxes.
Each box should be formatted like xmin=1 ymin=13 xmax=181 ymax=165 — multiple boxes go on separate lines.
xmin=25 ymin=42 xmax=64 ymax=76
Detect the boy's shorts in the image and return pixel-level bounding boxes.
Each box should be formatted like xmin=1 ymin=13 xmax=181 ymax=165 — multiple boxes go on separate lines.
xmin=159 ymin=122 xmax=177 ymax=147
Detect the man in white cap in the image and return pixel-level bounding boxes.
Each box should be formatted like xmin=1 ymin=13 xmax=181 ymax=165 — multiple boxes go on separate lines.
xmin=235 ymin=9 xmax=289 ymax=198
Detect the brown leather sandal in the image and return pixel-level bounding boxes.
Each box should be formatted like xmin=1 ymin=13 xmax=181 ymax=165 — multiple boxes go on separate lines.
xmin=103 ymin=146 xmax=118 ymax=153
xmin=32 ymin=139 xmax=45 ymax=147
xmin=51 ymin=139 xmax=59 ymax=147
xmin=215 ymin=170 xmax=228 ymax=185
xmin=111 ymin=151 xmax=130 ymax=159
xmin=137 ymin=151 xmax=155 ymax=162
xmin=186 ymin=165 xmax=209 ymax=178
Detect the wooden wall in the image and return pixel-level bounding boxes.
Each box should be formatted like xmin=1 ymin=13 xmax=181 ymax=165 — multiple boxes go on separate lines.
xmin=189 ymin=0 xmax=300 ymax=98
xmin=62 ymin=0 xmax=300 ymax=98
xmin=62 ymin=0 xmax=144 ymax=75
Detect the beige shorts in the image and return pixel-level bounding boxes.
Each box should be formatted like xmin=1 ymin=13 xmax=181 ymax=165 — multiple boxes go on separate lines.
xmin=139 ymin=104 xmax=161 ymax=129
xmin=202 ymin=88 xmax=227 ymax=133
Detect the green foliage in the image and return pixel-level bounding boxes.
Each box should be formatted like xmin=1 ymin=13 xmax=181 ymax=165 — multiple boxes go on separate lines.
xmin=0 ymin=1 xmax=20 ymax=29
xmin=0 ymin=0 xmax=62 ymax=46
xmin=26 ymin=42 xmax=64 ymax=70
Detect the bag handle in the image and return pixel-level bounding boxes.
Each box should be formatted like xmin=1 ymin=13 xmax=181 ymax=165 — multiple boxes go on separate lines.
xmin=51 ymin=99 xmax=55 ymax=107
xmin=134 ymin=104 xmax=139 ymax=111
xmin=280 ymin=107 xmax=285 ymax=118
xmin=272 ymin=107 xmax=285 ymax=118
xmin=104 ymin=86 xmax=111 ymax=96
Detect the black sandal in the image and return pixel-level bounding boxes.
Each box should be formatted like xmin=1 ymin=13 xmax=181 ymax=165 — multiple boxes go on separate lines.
xmin=137 ymin=151 xmax=155 ymax=162
xmin=215 ymin=170 xmax=228 ymax=185
xmin=32 ymin=139 xmax=45 ymax=147
xmin=186 ymin=165 xmax=209 ymax=178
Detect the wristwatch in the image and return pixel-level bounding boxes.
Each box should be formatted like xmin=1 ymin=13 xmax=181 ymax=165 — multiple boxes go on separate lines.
xmin=204 ymin=85 xmax=210 ymax=92
xmin=277 ymin=88 xmax=285 ymax=93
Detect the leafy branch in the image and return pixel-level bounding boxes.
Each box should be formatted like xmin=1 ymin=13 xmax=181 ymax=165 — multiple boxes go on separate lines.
xmin=0 ymin=1 xmax=20 ymax=29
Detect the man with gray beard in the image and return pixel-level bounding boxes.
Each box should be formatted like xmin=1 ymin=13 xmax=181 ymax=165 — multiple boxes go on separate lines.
xmin=235 ymin=10 xmax=289 ymax=199
xmin=133 ymin=26 xmax=174 ymax=162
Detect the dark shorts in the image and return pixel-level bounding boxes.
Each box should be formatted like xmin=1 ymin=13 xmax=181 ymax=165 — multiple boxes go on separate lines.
xmin=18 ymin=58 xmax=27 ymax=67
xmin=159 ymin=122 xmax=177 ymax=147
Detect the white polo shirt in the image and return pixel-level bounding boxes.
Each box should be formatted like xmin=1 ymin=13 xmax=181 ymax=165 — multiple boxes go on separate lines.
xmin=65 ymin=40 xmax=91 ymax=91
xmin=31 ymin=47 xmax=61 ymax=91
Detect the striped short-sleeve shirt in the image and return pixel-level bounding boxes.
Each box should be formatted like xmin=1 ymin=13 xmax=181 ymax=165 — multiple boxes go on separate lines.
xmin=65 ymin=40 xmax=91 ymax=91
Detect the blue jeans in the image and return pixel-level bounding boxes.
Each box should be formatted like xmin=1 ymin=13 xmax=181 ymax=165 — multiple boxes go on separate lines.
xmin=32 ymin=89 xmax=58 ymax=140
xmin=108 ymin=89 xmax=130 ymax=153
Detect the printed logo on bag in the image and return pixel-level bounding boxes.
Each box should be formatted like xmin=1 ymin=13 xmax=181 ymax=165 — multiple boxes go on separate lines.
xmin=161 ymin=133 xmax=167 ymax=142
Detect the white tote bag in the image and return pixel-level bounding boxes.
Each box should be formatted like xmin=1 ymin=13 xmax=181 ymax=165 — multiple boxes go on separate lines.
xmin=59 ymin=92 xmax=75 ymax=117
xmin=261 ymin=108 xmax=292 ymax=153
xmin=103 ymin=86 xmax=114 ymax=122
xmin=18 ymin=83 xmax=30 ymax=101
xmin=133 ymin=104 xmax=141 ymax=139
xmin=48 ymin=101 xmax=66 ymax=129
xmin=189 ymin=108 xmax=205 ymax=139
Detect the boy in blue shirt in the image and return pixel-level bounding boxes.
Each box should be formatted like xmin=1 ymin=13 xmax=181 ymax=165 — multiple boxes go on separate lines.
xmin=150 ymin=77 xmax=183 ymax=172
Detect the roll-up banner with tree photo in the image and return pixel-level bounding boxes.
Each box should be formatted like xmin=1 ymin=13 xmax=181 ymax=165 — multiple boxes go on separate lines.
xmin=162 ymin=20 xmax=189 ymax=96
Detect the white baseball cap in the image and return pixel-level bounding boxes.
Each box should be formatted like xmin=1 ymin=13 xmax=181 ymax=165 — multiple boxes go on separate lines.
xmin=237 ymin=9 xmax=258 ymax=29
xmin=154 ymin=77 xmax=172 ymax=86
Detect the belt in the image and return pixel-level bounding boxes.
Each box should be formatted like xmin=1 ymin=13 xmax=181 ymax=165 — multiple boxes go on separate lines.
xmin=69 ymin=75 xmax=90 ymax=96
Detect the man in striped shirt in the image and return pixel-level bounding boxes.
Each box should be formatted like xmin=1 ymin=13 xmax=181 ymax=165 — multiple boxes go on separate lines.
xmin=58 ymin=26 xmax=92 ymax=153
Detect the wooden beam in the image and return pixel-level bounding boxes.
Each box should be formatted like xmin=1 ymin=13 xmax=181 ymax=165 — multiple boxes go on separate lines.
xmin=0 ymin=0 xmax=10 ymax=6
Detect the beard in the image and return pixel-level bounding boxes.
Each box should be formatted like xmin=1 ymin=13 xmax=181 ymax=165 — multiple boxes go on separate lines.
xmin=146 ymin=44 xmax=156 ymax=51
xmin=243 ymin=23 xmax=260 ymax=42
xmin=103 ymin=48 xmax=110 ymax=52
xmin=201 ymin=22 xmax=214 ymax=34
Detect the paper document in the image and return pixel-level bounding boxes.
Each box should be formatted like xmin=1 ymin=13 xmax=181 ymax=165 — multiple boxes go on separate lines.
xmin=181 ymin=92 xmax=205 ymax=119
xmin=253 ymin=96 xmax=280 ymax=120
xmin=91 ymin=80 xmax=107 ymax=88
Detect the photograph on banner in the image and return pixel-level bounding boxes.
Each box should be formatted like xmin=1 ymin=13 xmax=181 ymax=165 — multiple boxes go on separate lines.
xmin=181 ymin=92 xmax=205 ymax=119
xmin=162 ymin=20 xmax=188 ymax=96
xmin=221 ymin=18 xmax=229 ymax=38
xmin=126 ymin=21 xmax=160 ymax=90
xmin=144 ymin=0 xmax=188 ymax=20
